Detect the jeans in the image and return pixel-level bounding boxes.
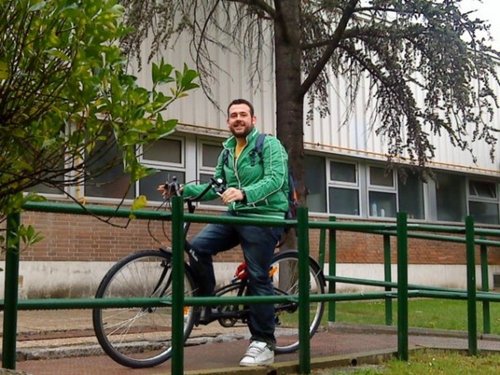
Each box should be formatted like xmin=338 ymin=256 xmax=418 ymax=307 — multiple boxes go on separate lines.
xmin=188 ymin=211 xmax=284 ymax=346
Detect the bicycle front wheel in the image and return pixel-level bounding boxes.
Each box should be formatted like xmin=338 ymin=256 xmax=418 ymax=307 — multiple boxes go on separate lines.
xmin=272 ymin=251 xmax=325 ymax=353
xmin=92 ymin=250 xmax=197 ymax=368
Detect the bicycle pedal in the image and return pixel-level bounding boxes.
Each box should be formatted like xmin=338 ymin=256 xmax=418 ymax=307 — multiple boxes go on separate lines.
xmin=196 ymin=307 xmax=219 ymax=325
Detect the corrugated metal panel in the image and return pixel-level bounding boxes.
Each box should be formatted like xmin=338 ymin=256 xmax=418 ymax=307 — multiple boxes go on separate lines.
xmin=304 ymin=70 xmax=500 ymax=176
xmin=131 ymin=33 xmax=277 ymax=137
xmin=305 ymin=72 xmax=392 ymax=162
xmin=131 ymin=35 xmax=499 ymax=176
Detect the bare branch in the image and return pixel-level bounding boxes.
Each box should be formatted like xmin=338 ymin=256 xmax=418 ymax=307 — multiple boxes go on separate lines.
xmin=299 ymin=0 xmax=359 ymax=97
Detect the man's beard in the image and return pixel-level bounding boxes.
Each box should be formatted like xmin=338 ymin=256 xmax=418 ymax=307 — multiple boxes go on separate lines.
xmin=230 ymin=123 xmax=252 ymax=138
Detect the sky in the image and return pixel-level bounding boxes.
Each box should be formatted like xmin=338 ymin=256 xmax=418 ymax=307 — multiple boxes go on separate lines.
xmin=461 ymin=0 xmax=500 ymax=49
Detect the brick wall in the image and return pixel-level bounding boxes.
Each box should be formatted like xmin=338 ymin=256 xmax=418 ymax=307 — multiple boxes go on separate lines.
xmin=14 ymin=210 xmax=500 ymax=265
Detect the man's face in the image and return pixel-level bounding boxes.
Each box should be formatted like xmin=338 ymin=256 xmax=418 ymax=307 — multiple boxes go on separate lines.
xmin=227 ymin=103 xmax=256 ymax=138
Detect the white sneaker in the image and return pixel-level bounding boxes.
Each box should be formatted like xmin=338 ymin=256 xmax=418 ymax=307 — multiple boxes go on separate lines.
xmin=239 ymin=341 xmax=274 ymax=366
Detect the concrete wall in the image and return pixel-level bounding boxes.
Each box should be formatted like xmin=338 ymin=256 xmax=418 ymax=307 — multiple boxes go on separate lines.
xmin=4 ymin=261 xmax=499 ymax=299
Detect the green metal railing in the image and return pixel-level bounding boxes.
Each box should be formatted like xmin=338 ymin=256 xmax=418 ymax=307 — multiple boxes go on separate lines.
xmin=1 ymin=200 xmax=500 ymax=373
xmin=0 ymin=200 xmax=307 ymax=373
xmin=316 ymin=214 xmax=500 ymax=359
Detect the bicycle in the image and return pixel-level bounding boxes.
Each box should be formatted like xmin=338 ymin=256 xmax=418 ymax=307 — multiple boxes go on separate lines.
xmin=92 ymin=177 xmax=326 ymax=368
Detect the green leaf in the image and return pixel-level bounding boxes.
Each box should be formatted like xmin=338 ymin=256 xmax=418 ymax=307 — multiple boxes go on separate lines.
xmin=181 ymin=64 xmax=200 ymax=90
xmin=157 ymin=118 xmax=178 ymax=137
xmin=0 ymin=60 xmax=9 ymax=80
xmin=152 ymin=59 xmax=174 ymax=85
xmin=28 ymin=1 xmax=47 ymax=12
xmin=131 ymin=195 xmax=148 ymax=211
xmin=18 ymin=224 xmax=44 ymax=248
xmin=46 ymin=49 xmax=71 ymax=61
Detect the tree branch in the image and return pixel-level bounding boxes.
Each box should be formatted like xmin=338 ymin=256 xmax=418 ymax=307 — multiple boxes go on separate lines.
xmin=224 ymin=0 xmax=276 ymax=18
xmin=298 ymin=0 xmax=359 ymax=97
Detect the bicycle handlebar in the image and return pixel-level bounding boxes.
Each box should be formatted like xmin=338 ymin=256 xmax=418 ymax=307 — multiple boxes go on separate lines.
xmin=163 ymin=176 xmax=226 ymax=202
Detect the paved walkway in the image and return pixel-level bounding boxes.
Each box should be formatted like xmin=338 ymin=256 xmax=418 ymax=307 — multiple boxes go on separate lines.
xmin=1 ymin=310 xmax=500 ymax=374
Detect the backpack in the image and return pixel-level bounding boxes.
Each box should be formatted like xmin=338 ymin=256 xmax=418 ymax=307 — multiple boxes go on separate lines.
xmin=221 ymin=133 xmax=299 ymax=219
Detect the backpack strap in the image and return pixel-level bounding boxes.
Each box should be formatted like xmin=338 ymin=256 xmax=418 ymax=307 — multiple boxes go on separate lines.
xmin=222 ymin=133 xmax=267 ymax=168
xmin=222 ymin=148 xmax=230 ymax=167
xmin=250 ymin=133 xmax=267 ymax=166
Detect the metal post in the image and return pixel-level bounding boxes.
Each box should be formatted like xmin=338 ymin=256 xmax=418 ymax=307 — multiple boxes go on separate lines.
xmin=2 ymin=212 xmax=21 ymax=369
xmin=170 ymin=196 xmax=185 ymax=374
xmin=397 ymin=212 xmax=408 ymax=361
xmin=465 ymin=216 xmax=478 ymax=355
xmin=479 ymin=242 xmax=490 ymax=334
xmin=328 ymin=217 xmax=336 ymax=323
xmin=318 ymin=228 xmax=326 ymax=271
xmin=297 ymin=206 xmax=310 ymax=374
xmin=383 ymin=234 xmax=393 ymax=326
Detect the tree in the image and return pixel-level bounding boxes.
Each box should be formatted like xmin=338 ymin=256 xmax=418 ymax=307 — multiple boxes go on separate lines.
xmin=0 ymin=0 xmax=198 ymax=242
xmin=119 ymin=0 xmax=499 ymax=203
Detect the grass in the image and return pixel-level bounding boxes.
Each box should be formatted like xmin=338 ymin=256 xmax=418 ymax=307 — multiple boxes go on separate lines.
xmin=308 ymin=299 xmax=500 ymax=374
xmin=313 ymin=349 xmax=500 ymax=374
xmin=326 ymin=299 xmax=500 ymax=334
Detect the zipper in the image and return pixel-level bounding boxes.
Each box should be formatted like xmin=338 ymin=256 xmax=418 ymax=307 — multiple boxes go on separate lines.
xmin=234 ymin=142 xmax=247 ymax=190
xmin=232 ymin=142 xmax=246 ymax=209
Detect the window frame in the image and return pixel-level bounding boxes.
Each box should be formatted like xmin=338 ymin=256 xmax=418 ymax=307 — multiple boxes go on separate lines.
xmin=137 ymin=136 xmax=186 ymax=201
xmin=467 ymin=178 xmax=499 ymax=224
xmin=468 ymin=179 xmax=498 ymax=201
xmin=197 ymin=139 xmax=225 ymax=208
xmin=198 ymin=140 xmax=223 ymax=175
xmin=139 ymin=136 xmax=185 ymax=169
xmin=327 ymin=159 xmax=361 ymax=217
xmin=367 ymin=165 xmax=398 ymax=218
xmin=433 ymin=171 xmax=467 ymax=223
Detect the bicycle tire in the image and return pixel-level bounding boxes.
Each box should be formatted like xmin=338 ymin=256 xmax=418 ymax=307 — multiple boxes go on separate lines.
xmin=213 ymin=251 xmax=325 ymax=354
xmin=92 ymin=249 xmax=197 ymax=368
xmin=271 ymin=251 xmax=325 ymax=353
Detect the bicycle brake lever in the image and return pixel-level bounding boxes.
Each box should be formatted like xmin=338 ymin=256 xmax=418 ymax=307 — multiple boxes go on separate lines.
xmin=210 ymin=177 xmax=226 ymax=196
xmin=164 ymin=176 xmax=181 ymax=197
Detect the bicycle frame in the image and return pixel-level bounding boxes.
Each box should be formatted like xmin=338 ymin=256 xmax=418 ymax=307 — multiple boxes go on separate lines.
xmin=93 ymin=177 xmax=326 ymax=368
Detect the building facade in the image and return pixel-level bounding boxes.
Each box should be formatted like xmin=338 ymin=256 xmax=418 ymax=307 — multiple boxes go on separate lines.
xmin=5 ymin=35 xmax=500 ymax=298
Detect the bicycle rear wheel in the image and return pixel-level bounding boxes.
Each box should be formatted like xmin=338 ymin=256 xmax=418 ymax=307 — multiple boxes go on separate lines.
xmin=272 ymin=251 xmax=325 ymax=353
xmin=92 ymin=250 xmax=197 ymax=368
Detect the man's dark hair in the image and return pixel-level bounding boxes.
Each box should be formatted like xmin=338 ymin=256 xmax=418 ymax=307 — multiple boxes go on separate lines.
xmin=227 ymin=98 xmax=254 ymax=117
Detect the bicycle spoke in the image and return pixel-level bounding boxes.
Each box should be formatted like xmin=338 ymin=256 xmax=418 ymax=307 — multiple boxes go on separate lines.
xmin=92 ymin=250 xmax=196 ymax=368
xmin=271 ymin=251 xmax=325 ymax=353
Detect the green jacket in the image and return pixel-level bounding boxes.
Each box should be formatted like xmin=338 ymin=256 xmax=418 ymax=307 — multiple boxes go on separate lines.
xmin=183 ymin=128 xmax=289 ymax=218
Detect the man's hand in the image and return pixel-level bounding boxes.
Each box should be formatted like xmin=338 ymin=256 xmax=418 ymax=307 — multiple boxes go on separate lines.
xmin=221 ymin=187 xmax=245 ymax=205
xmin=157 ymin=183 xmax=183 ymax=199
xmin=157 ymin=184 xmax=169 ymax=198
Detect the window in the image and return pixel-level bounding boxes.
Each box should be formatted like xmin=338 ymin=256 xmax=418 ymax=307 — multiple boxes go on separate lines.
xmin=368 ymin=166 xmax=396 ymax=218
xmin=199 ymin=142 xmax=224 ymax=206
xmin=331 ymin=160 xmax=356 ymax=183
xmin=469 ymin=180 xmax=497 ymax=199
xmin=202 ymin=143 xmax=222 ymax=168
xmin=328 ymin=161 xmax=359 ymax=215
xmin=139 ymin=137 xmax=185 ymax=201
xmin=27 ymin=182 xmax=63 ymax=195
xmin=142 ymin=138 xmax=183 ymax=165
xmin=84 ymin=132 xmax=134 ymax=199
xmin=139 ymin=170 xmax=185 ymax=199
xmin=435 ymin=172 xmax=466 ymax=222
xmin=370 ymin=166 xmax=394 ymax=187
xmin=199 ymin=142 xmax=222 ymax=182
xmin=468 ymin=179 xmax=499 ymax=224
xmin=305 ymin=155 xmax=326 ymax=213
xmin=26 ymin=156 xmax=66 ymax=195
xmin=398 ymin=171 xmax=425 ymax=219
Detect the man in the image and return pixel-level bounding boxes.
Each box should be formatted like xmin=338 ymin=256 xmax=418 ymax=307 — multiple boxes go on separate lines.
xmin=166 ymin=99 xmax=289 ymax=366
